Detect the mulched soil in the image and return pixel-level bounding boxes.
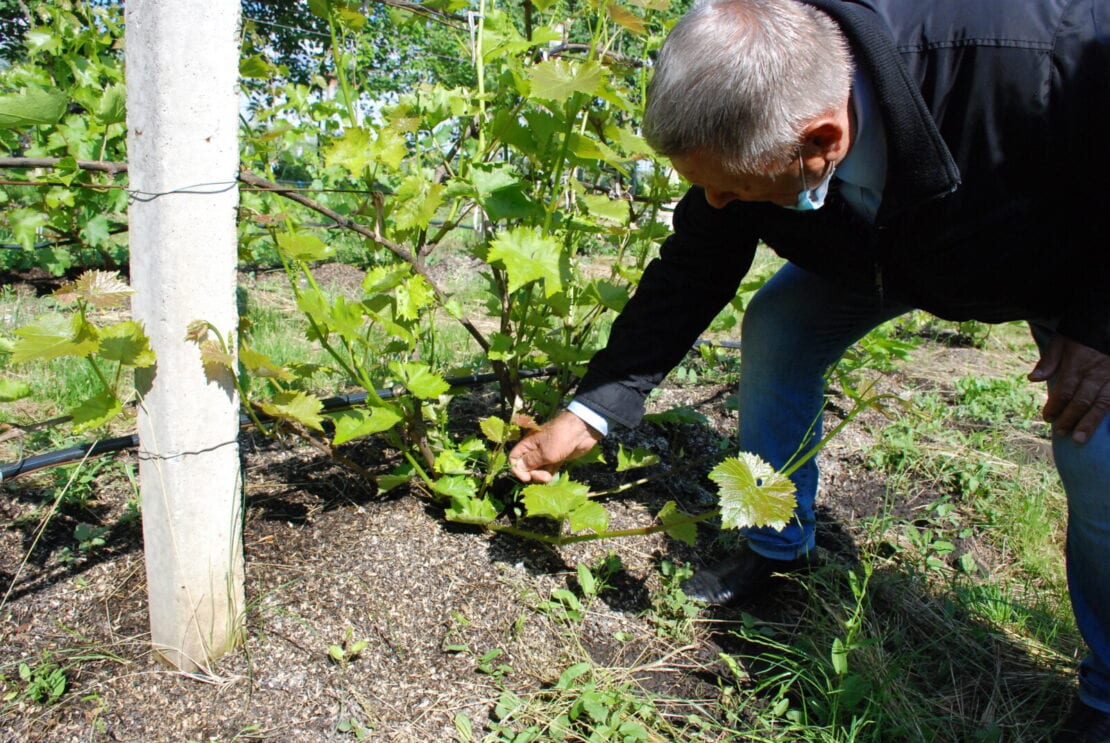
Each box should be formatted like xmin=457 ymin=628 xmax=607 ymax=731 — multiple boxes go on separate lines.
xmin=0 ymin=268 xmax=1073 ymax=742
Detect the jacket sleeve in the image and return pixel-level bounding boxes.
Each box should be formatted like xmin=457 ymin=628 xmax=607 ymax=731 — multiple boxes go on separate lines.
xmin=1050 ymin=0 xmax=1110 ymax=354
xmin=573 ymin=187 xmax=760 ymax=428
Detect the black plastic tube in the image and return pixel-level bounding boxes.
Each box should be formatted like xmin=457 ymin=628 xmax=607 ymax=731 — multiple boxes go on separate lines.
xmin=0 ymin=366 xmax=560 ymax=483
xmin=0 ymin=338 xmax=743 ymax=484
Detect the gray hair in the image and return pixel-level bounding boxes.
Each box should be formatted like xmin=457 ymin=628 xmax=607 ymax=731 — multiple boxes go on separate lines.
xmin=643 ymin=0 xmax=852 ymax=174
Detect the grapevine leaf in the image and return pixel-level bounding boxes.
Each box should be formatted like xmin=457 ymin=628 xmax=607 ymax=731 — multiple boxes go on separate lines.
xmin=239 ymin=345 xmax=293 ymax=380
xmin=445 ymin=494 xmax=500 ymax=525
xmin=486 ymin=333 xmax=514 ymax=361
xmin=198 ymin=340 xmax=235 ymax=376
xmin=391 ymin=176 xmax=444 ymax=232
xmin=433 ymin=475 xmax=477 ymax=500
xmin=480 ymin=416 xmax=518 ymax=444
xmin=394 ymin=275 xmax=435 ymax=321
xmin=657 ymin=501 xmax=697 ymax=547
xmin=377 ymin=462 xmax=414 ymax=493
xmin=80 ymin=214 xmax=113 ymax=249
xmin=70 ymin=391 xmax=123 ymax=434
xmin=94 ymin=84 xmax=127 ymax=124
xmin=11 ymin=315 xmax=98 ymax=363
xmin=325 ymin=127 xmax=373 ymax=176
xmin=0 ymin=88 xmax=67 ymax=128
xmin=434 ymin=450 xmax=469 ymax=475
xmin=615 ymin=444 xmax=659 ymax=472
xmin=580 ymin=193 xmax=629 ymax=225
xmin=710 ymin=453 xmax=797 ymax=531
xmin=330 ymin=405 xmax=402 ymax=445
xmin=7 ymin=208 xmax=49 ymax=250
xmin=97 ymin=321 xmax=155 ymax=367
xmin=522 ymin=479 xmax=590 ymax=522
xmin=486 ymin=227 xmax=563 ymax=297
xmin=470 ymin=166 xmax=538 ymax=222
xmin=391 ymin=361 xmax=450 ymax=399
xmin=239 ymin=55 xmax=273 ymax=79
xmin=362 ymin=264 xmax=410 ymax=294
xmin=527 ymin=59 xmax=604 ymax=102
xmin=607 ymin=5 xmax=647 ymax=34
xmin=53 ymin=270 xmax=131 ymax=309
xmin=567 ymin=500 xmax=609 ymax=534
xmin=0 ymin=378 xmax=32 ymax=402
xmin=276 ymin=232 xmax=333 ymax=262
xmin=585 ymin=281 xmax=629 ymax=312
xmin=257 ymin=391 xmax=325 ymax=431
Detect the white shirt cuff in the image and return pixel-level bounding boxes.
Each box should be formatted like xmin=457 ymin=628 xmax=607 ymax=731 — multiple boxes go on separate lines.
xmin=567 ymin=400 xmax=610 ymax=437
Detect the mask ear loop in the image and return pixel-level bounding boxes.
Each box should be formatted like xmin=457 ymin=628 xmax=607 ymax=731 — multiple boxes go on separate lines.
xmin=796 ymin=145 xmax=834 ymax=194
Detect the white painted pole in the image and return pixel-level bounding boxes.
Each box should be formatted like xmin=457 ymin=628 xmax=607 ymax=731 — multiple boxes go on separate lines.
xmin=125 ymin=0 xmax=245 ymax=671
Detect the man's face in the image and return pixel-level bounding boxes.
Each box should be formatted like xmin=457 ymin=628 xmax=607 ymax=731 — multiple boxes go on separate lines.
xmin=669 ymin=149 xmax=822 ymax=209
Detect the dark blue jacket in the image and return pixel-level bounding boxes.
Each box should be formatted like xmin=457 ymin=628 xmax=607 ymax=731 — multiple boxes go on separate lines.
xmin=577 ymin=0 xmax=1110 ymax=428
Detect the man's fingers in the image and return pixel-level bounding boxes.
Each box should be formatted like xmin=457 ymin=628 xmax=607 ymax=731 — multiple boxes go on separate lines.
xmin=1067 ymin=385 xmax=1110 ymax=444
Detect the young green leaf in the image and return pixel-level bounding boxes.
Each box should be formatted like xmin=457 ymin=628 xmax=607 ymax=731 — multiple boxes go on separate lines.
xmin=391 ymin=175 xmax=445 ymax=232
xmin=522 ymin=479 xmax=591 ymax=521
xmin=394 ymin=275 xmax=435 ymax=321
xmin=198 ymin=339 xmax=236 ymax=376
xmin=324 ymin=126 xmax=373 ymax=176
xmin=567 ymin=500 xmax=609 ymax=534
xmin=97 ymin=321 xmax=155 ymax=367
xmin=479 ymin=416 xmax=518 ymax=444
xmin=434 ymin=449 xmax=470 ymax=475
xmin=657 ymin=501 xmax=697 ymax=547
xmin=276 ymin=232 xmax=334 ymax=262
xmin=0 ymin=378 xmax=32 ymax=402
xmin=390 ymin=361 xmax=450 ymax=399
xmin=11 ymin=315 xmax=98 ymax=363
xmin=0 ymin=88 xmax=67 ymax=128
xmin=710 ymin=453 xmax=797 ymax=531
xmin=239 ymin=345 xmax=293 ymax=380
xmin=615 ymin=444 xmax=659 ymax=472
xmin=433 ymin=475 xmax=478 ymax=500
xmin=70 ymin=391 xmax=123 ymax=434
xmin=94 ymin=83 xmax=127 ymax=124
xmin=486 ymin=227 xmax=564 ymax=297
xmin=527 ymin=59 xmax=604 ymax=102
xmin=257 ymin=391 xmax=325 ymax=431
xmin=52 ymin=269 xmax=130 ymax=306
xmin=445 ymin=494 xmax=500 ymax=525
xmin=330 ymin=405 xmax=402 ymax=445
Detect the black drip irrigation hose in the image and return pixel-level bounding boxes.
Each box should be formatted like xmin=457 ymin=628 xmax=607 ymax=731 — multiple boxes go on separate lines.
xmin=0 ymin=339 xmax=743 ymax=484
xmin=0 ymin=366 xmax=561 ymax=483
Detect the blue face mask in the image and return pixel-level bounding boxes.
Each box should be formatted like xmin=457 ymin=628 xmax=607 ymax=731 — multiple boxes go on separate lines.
xmin=785 ymin=155 xmax=836 ymax=212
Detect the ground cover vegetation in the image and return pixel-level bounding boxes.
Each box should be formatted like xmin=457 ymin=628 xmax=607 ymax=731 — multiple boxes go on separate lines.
xmin=0 ymin=0 xmax=1084 ymax=740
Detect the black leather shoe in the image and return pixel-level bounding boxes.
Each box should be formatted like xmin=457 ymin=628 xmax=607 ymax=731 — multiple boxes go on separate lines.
xmin=680 ymin=543 xmax=812 ymax=605
xmin=1055 ymin=700 xmax=1110 ymax=742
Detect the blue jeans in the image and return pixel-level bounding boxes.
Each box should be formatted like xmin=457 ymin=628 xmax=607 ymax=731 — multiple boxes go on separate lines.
xmin=737 ymin=263 xmax=1110 ymax=711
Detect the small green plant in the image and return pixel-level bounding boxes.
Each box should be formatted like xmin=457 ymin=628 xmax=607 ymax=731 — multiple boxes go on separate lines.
xmin=336 ymin=716 xmax=373 ymax=740
xmin=486 ymin=663 xmax=659 ymax=743
xmin=17 ymin=656 xmax=67 ymax=706
xmin=648 ymin=560 xmax=698 ymax=641
xmin=327 ymin=627 xmax=369 ymax=667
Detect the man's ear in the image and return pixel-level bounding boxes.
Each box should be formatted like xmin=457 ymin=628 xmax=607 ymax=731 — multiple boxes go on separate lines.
xmin=800 ymin=115 xmax=850 ymax=160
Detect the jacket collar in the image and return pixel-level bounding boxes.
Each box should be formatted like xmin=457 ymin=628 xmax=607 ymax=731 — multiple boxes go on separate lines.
xmin=801 ymin=0 xmax=961 ymax=221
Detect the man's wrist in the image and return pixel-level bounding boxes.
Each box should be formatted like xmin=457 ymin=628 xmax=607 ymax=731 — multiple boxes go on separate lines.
xmin=566 ymin=400 xmax=610 ymax=437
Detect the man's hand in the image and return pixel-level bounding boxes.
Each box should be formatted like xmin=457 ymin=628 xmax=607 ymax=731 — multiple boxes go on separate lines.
xmin=508 ymin=410 xmax=603 ymax=483
xmin=1028 ymin=336 xmax=1110 ymax=443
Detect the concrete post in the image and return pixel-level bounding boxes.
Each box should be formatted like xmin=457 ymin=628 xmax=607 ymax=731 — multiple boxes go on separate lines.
xmin=125 ymin=0 xmax=245 ymax=671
